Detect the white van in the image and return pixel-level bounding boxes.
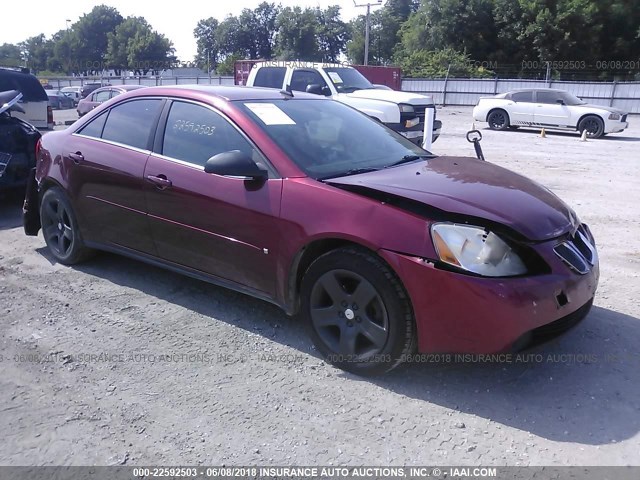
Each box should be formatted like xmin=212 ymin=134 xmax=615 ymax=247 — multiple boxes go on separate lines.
xmin=0 ymin=67 xmax=53 ymax=129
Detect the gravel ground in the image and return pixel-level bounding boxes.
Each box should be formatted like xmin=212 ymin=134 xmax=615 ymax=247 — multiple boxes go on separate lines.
xmin=1 ymin=107 xmax=639 ymax=466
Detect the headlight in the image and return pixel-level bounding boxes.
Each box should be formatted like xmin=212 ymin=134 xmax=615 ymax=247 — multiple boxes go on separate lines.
xmin=399 ymin=104 xmax=414 ymax=113
xmin=431 ymin=223 xmax=527 ymax=277
xmin=608 ymin=113 xmax=621 ymax=120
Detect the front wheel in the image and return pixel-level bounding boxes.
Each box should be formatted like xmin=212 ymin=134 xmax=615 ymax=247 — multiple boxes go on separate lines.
xmin=578 ymin=115 xmax=604 ymax=138
xmin=40 ymin=187 xmax=94 ymax=264
xmin=300 ymin=247 xmax=415 ymax=376
xmin=487 ymin=109 xmax=510 ymax=130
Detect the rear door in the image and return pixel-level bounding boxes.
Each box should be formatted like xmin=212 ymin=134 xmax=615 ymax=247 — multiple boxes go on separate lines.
xmin=66 ymin=98 xmax=164 ymax=253
xmin=507 ymin=91 xmax=536 ymax=125
xmin=533 ymin=90 xmax=572 ymax=127
xmin=144 ymin=100 xmax=283 ymax=296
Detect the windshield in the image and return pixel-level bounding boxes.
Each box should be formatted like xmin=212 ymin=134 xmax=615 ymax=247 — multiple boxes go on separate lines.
xmin=323 ymin=68 xmax=374 ymax=93
xmin=235 ymin=99 xmax=431 ymax=180
xmin=558 ymin=91 xmax=586 ymax=105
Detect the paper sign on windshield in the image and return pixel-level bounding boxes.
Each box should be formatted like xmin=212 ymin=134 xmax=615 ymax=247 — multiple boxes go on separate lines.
xmin=245 ymin=103 xmax=296 ymax=125
xmin=327 ymin=72 xmax=343 ymax=84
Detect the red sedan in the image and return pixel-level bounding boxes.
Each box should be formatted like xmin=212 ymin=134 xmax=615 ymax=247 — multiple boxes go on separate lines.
xmin=24 ymin=86 xmax=599 ymax=375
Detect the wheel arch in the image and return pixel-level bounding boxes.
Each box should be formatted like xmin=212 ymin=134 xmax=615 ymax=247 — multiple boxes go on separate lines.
xmin=486 ymin=107 xmax=509 ymax=123
xmin=575 ymin=112 xmax=605 ymax=131
xmin=285 ymin=237 xmax=394 ymax=316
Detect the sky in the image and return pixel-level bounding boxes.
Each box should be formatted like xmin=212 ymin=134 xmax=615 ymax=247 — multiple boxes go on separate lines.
xmin=1 ymin=0 xmax=377 ymax=61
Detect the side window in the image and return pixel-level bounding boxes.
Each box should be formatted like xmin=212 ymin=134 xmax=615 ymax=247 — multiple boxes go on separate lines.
xmin=102 ymin=99 xmax=162 ymax=150
xmin=94 ymin=90 xmax=111 ymax=103
xmin=536 ymin=91 xmax=560 ymax=104
xmin=77 ymin=112 xmax=107 ymax=138
xmin=162 ymin=101 xmax=256 ymax=167
xmin=253 ymin=67 xmax=286 ymax=89
xmin=511 ymin=91 xmax=533 ymax=103
xmin=290 ymin=70 xmax=328 ymax=93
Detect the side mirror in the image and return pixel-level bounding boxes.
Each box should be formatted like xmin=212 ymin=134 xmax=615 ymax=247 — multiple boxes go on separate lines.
xmin=306 ymin=84 xmax=323 ymax=96
xmin=306 ymin=84 xmax=331 ymax=96
xmin=204 ymin=150 xmax=268 ymax=183
xmin=556 ymin=99 xmax=565 ymax=105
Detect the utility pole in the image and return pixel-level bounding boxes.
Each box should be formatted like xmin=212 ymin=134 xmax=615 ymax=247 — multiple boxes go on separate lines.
xmin=353 ymin=0 xmax=383 ymax=66
xmin=65 ymin=19 xmax=71 ymax=76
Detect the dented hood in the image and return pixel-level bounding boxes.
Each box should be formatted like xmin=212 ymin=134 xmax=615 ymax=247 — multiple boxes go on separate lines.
xmin=327 ymin=156 xmax=577 ymax=241
xmin=339 ymin=89 xmax=434 ymax=106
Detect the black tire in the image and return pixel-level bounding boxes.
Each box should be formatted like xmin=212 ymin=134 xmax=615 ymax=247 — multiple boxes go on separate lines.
xmin=40 ymin=187 xmax=94 ymax=265
xmin=300 ymin=247 xmax=415 ymax=376
xmin=578 ymin=115 xmax=604 ymax=139
xmin=487 ymin=109 xmax=510 ymax=130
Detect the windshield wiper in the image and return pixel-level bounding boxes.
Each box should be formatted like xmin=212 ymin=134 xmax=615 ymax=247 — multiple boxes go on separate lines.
xmin=320 ymin=167 xmax=380 ymax=180
xmin=385 ymin=154 xmax=435 ymax=168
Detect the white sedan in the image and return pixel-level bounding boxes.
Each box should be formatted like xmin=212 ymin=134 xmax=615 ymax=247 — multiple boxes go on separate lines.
xmin=472 ymin=88 xmax=628 ymax=138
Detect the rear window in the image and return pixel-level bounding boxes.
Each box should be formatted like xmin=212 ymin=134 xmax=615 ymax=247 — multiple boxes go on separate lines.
xmin=253 ymin=67 xmax=286 ymax=89
xmin=101 ymin=99 xmax=163 ymax=150
xmin=0 ymin=70 xmax=48 ymax=102
xmin=511 ymin=91 xmax=533 ymax=103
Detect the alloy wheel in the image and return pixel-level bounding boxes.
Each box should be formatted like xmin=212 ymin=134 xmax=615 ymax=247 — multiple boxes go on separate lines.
xmin=309 ymin=269 xmax=389 ymax=359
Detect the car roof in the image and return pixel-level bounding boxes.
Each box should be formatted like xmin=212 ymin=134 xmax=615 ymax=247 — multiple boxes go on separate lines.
xmin=506 ymin=88 xmax=567 ymax=94
xmin=0 ymin=68 xmax=48 ymax=101
xmin=113 ymin=85 xmax=147 ymax=91
xmin=124 ymin=84 xmax=322 ymax=101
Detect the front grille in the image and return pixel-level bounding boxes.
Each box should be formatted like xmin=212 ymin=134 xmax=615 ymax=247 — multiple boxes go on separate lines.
xmin=413 ymin=105 xmax=435 ymax=123
xmin=554 ymin=224 xmax=597 ymax=274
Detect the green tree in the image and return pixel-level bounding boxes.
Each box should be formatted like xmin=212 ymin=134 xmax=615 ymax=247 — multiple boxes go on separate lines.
xmin=0 ymin=43 xmax=23 ymax=67
xmin=194 ymin=17 xmax=220 ymax=71
xmin=347 ymin=0 xmax=419 ymax=65
xmin=274 ymin=7 xmax=320 ymax=60
xmin=19 ymin=35 xmax=53 ymax=73
xmin=106 ymin=17 xmax=175 ymax=75
xmin=71 ymin=5 xmax=124 ymax=74
xmin=251 ymin=2 xmax=280 ymax=59
xmin=397 ymin=47 xmax=494 ymax=77
xmin=315 ymin=6 xmax=350 ymax=62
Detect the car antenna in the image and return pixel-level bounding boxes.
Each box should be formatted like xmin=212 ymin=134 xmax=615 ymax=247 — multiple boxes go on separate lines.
xmin=280 ymin=84 xmax=294 ymax=98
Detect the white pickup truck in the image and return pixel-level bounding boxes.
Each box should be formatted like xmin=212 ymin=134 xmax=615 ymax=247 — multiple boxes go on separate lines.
xmin=242 ymin=62 xmax=441 ymax=147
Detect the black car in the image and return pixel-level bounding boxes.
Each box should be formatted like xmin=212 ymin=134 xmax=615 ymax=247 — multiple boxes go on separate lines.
xmin=0 ymin=90 xmax=41 ymax=192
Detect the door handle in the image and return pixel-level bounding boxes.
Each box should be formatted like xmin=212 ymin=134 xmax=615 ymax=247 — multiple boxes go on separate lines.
xmin=146 ymin=174 xmax=172 ymax=189
xmin=69 ymin=152 xmax=84 ymax=164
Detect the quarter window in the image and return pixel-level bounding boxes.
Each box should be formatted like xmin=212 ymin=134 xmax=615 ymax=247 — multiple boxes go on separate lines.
xmin=162 ymin=101 xmax=256 ymax=167
xmin=94 ymin=90 xmax=111 ymax=103
xmin=101 ymin=99 xmax=162 ymax=150
xmin=77 ymin=112 xmax=107 ymax=138
xmin=511 ymin=91 xmax=533 ymax=103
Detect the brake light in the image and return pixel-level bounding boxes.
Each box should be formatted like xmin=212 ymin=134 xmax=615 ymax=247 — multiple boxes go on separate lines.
xmin=35 ymin=138 xmax=42 ymax=160
xmin=47 ymin=106 xmax=53 ymax=126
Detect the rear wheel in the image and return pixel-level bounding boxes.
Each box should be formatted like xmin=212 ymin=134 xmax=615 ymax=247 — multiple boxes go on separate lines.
xmin=300 ymin=247 xmax=415 ymax=376
xmin=578 ymin=115 xmax=604 ymax=138
xmin=40 ymin=188 xmax=94 ymax=264
xmin=487 ymin=109 xmax=510 ymax=130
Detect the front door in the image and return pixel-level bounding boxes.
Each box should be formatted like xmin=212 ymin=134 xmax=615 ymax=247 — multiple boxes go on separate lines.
xmin=534 ymin=90 xmax=572 ymax=127
xmin=144 ymin=100 xmax=283 ymax=297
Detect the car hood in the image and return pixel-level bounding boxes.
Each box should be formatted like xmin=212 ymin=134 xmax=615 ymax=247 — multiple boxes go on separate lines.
xmin=339 ymin=89 xmax=434 ymax=106
xmin=326 ymin=156 xmax=577 ymax=241
xmin=576 ymin=103 xmax=627 ymax=115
